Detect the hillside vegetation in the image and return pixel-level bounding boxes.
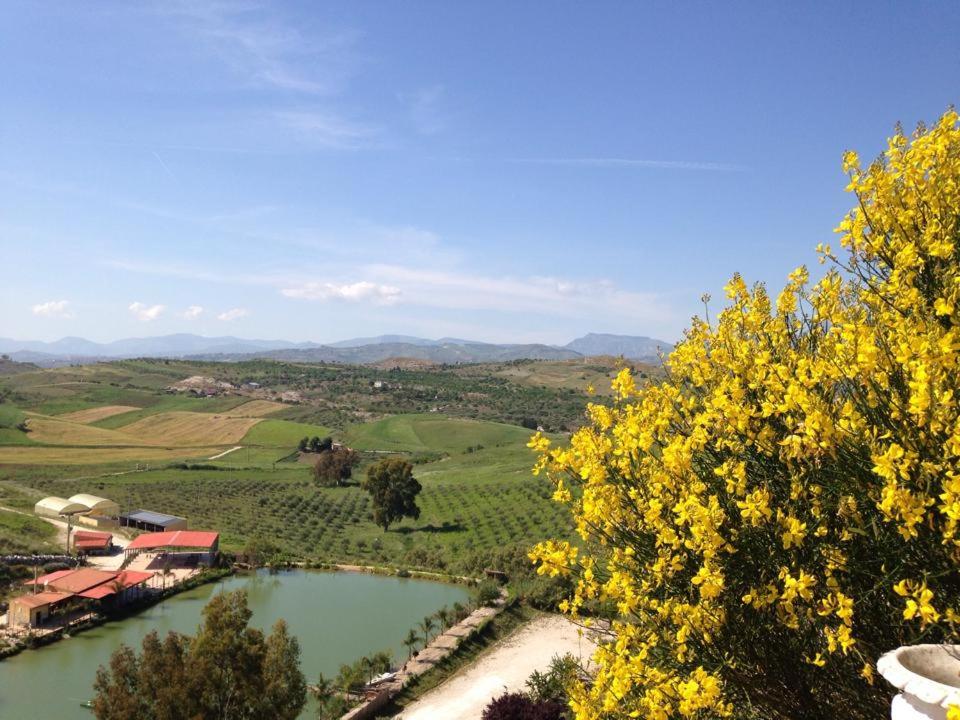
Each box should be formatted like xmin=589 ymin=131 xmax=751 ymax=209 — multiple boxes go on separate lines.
xmin=0 ymin=356 xmax=610 ymax=573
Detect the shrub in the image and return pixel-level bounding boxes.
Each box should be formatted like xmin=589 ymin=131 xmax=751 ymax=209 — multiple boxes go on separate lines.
xmin=532 ymin=110 xmax=960 ymax=719
xmin=526 ymin=654 xmax=583 ymax=713
xmin=481 ymin=692 xmax=566 ymax=720
xmin=475 ymin=579 xmax=501 ymax=607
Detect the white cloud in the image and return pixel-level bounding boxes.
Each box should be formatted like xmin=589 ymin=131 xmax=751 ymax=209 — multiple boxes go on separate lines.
xmin=274 ymin=111 xmax=378 ymax=149
xmin=217 ymin=307 xmax=250 ymax=321
xmin=32 ymin=300 xmax=74 ymax=319
xmin=159 ymin=2 xmax=358 ymax=96
xmin=359 ymin=265 xmax=675 ymax=326
xmin=128 ymin=302 xmax=165 ymax=322
xmin=281 ymin=281 xmax=401 ymax=304
xmin=183 ymin=305 xmax=204 ymax=319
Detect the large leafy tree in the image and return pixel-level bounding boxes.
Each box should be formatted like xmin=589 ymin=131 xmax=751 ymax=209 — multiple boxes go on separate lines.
xmin=532 ymin=110 xmax=960 ymax=719
xmin=313 ymin=446 xmax=359 ymax=486
xmin=93 ymin=590 xmax=306 ymax=720
xmin=363 ymin=458 xmax=422 ymax=531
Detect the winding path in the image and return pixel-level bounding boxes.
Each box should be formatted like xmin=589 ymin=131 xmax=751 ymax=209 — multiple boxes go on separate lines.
xmin=398 ymin=615 xmax=595 ymax=720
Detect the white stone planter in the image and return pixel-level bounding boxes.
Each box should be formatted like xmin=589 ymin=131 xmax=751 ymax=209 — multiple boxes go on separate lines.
xmin=878 ymin=645 xmax=960 ymax=719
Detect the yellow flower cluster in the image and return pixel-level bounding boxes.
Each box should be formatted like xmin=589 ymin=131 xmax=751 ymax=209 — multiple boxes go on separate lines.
xmin=531 ymin=110 xmax=960 ymax=719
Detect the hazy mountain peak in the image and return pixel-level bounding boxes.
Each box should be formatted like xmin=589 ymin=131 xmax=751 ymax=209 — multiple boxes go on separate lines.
xmin=565 ymin=333 xmax=673 ymax=361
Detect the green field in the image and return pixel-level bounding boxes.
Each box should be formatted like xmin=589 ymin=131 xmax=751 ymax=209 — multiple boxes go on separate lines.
xmin=0 ymin=508 xmax=59 ymax=554
xmin=93 ymin=395 xmax=251 ymax=429
xmin=0 ymin=358 xmax=583 ymax=575
xmin=341 ymin=414 xmax=533 ymax=454
xmin=241 ymin=419 xmax=333 ymax=447
xmin=5 ymin=412 xmax=569 ymax=572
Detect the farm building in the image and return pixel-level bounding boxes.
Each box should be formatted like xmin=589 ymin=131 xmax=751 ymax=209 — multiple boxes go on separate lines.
xmin=69 ymin=493 xmax=120 ymax=528
xmin=7 ymin=591 xmax=77 ymax=628
xmin=26 ymin=567 xmax=153 ymax=597
xmin=34 ymin=496 xmax=87 ymax=519
xmin=125 ymin=530 xmax=220 ymax=566
xmin=119 ymin=509 xmax=188 ymax=533
xmin=73 ymin=530 xmax=112 ymax=555
xmin=10 ymin=568 xmax=154 ymax=628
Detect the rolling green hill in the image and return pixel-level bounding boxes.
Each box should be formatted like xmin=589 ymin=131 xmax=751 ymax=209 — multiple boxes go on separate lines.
xmin=341 ymin=414 xmax=533 ymax=454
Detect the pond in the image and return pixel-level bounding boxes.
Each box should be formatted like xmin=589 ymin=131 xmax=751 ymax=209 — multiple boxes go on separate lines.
xmin=0 ymin=570 xmax=471 ymax=719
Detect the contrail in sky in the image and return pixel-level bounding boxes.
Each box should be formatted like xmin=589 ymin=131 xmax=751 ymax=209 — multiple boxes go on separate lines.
xmin=152 ymin=151 xmax=176 ymax=179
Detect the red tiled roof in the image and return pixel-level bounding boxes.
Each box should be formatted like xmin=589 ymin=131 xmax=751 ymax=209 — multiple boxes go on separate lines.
xmin=74 ymin=570 xmax=152 ymax=599
xmin=75 ymin=537 xmax=112 ymax=550
xmin=11 ymin=591 xmax=75 ymax=609
xmin=36 ymin=568 xmax=119 ymax=594
xmin=27 ymin=569 xmax=74 ymax=586
xmin=127 ymin=530 xmax=219 ymax=550
xmin=79 ymin=585 xmax=116 ymax=600
xmin=74 ymin=531 xmax=112 ymax=541
xmin=115 ymin=570 xmax=153 ymax=587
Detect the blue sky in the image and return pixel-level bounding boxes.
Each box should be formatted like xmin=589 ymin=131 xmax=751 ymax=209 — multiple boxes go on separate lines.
xmin=1 ymin=1 xmax=958 ymax=345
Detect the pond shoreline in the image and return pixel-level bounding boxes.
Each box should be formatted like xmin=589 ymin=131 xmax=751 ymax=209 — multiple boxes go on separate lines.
xmin=1 ymin=558 xmax=483 ymax=663
xmin=0 ymin=568 xmax=473 ymax=720
xmin=0 ymin=566 xmax=233 ymax=661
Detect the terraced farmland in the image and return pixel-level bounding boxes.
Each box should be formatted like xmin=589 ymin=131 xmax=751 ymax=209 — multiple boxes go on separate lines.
xmin=0 ymin=445 xmax=225 ymax=464
xmin=25 ymin=414 xmax=144 ymax=446
xmin=120 ymin=411 xmax=262 ymax=446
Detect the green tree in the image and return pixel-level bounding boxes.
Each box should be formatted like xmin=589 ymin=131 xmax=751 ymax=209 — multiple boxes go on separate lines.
xmin=309 ymin=672 xmax=333 ymax=703
xmin=297 ymin=437 xmax=308 ymax=452
xmin=313 ymin=446 xmax=359 ymax=487
xmin=92 ymin=590 xmax=306 ymax=720
xmin=403 ymin=628 xmax=420 ymax=660
xmin=362 ymin=458 xmax=422 ymax=531
xmin=262 ymin=619 xmax=307 ymax=720
xmin=93 ymin=645 xmax=148 ymax=720
xmin=435 ymin=606 xmax=452 ymax=632
xmin=418 ymin=615 xmax=435 ymax=645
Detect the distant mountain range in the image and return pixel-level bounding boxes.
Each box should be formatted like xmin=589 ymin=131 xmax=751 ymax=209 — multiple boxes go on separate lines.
xmin=0 ymin=332 xmax=673 ymax=367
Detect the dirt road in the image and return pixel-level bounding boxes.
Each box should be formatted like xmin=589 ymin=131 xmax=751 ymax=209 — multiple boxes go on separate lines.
xmin=399 ymin=614 xmax=595 ymax=720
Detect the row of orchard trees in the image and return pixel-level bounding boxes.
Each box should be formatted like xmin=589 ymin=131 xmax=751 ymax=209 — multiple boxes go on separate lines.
xmin=532 ymin=110 xmax=960 ymax=720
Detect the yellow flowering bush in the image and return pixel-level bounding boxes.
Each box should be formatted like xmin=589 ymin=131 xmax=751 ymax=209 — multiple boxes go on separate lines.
xmin=531 ymin=109 xmax=960 ymax=720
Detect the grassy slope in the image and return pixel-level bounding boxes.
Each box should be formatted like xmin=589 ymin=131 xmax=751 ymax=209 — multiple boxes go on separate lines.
xmin=94 ymin=395 xmax=251 ymax=429
xmin=342 ymin=414 xmax=533 ymax=455
xmin=56 ymin=405 xmax=141 ymax=423
xmin=0 ymin=446 xmax=224 ymax=464
xmin=0 ymin=508 xmax=59 ymax=554
xmin=224 ymin=400 xmax=286 ymax=417
xmin=0 ymin=404 xmax=35 ymax=446
xmin=119 ymin=411 xmax=262 ymax=446
xmin=24 ymin=414 xmax=143 ymax=446
xmin=241 ymin=419 xmax=333 ymax=447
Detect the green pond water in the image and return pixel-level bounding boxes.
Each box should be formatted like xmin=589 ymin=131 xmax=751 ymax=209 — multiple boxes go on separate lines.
xmin=0 ymin=570 xmax=470 ymax=719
